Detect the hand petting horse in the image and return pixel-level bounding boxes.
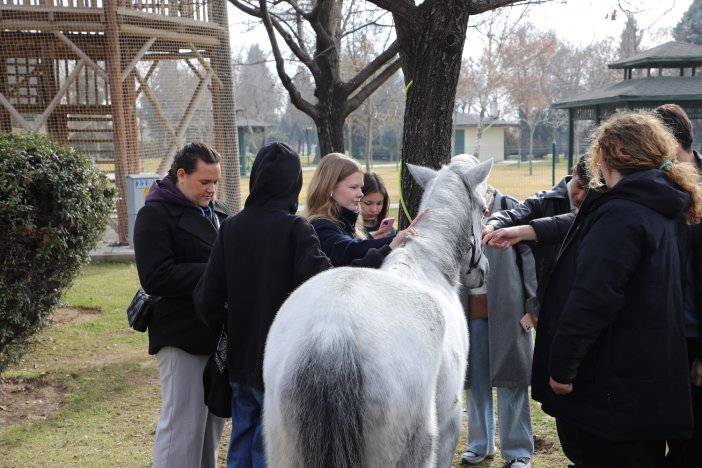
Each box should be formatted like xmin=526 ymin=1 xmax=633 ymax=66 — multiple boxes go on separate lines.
xmin=263 ymin=155 xmax=492 ymax=468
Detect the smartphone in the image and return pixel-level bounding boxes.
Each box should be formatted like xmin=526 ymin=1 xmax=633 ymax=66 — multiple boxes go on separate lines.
xmin=380 ymin=217 xmax=395 ymax=230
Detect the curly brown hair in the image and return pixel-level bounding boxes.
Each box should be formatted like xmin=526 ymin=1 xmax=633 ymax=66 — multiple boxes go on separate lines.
xmin=589 ymin=112 xmax=702 ymax=224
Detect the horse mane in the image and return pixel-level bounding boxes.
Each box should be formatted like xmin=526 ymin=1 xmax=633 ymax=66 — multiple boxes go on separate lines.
xmin=383 ymin=162 xmax=482 ymax=284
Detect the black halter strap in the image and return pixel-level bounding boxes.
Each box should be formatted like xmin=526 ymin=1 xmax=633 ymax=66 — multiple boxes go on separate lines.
xmin=466 ymin=225 xmax=483 ymax=272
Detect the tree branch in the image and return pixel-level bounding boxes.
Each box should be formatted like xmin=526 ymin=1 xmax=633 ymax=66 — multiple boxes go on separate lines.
xmin=344 ymin=57 xmax=403 ymax=116
xmin=344 ymin=39 xmax=401 ymax=96
xmin=364 ymin=0 xmax=416 ymax=24
xmin=468 ymin=0 xmax=551 ymax=15
xmin=258 ymin=0 xmax=317 ymax=117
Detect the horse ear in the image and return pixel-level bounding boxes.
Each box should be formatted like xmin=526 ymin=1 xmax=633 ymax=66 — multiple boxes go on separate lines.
xmin=407 ymin=164 xmax=438 ymax=189
xmin=464 ymin=158 xmax=493 ymax=188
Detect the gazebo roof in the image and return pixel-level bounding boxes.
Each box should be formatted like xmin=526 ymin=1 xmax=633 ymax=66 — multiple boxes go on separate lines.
xmin=552 ymin=76 xmax=702 ymax=109
xmin=608 ymin=41 xmax=702 ymax=69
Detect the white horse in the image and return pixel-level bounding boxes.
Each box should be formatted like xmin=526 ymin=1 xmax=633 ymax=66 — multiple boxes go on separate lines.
xmin=263 ymin=155 xmax=492 ymax=468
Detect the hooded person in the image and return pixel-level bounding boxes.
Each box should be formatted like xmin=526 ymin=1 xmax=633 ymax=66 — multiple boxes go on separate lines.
xmin=193 ymin=141 xmax=332 ymax=468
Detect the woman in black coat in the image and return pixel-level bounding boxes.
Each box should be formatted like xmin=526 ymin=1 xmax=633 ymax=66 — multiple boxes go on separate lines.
xmin=133 ymin=142 xmax=230 ymax=468
xmin=537 ymin=113 xmax=702 ymax=467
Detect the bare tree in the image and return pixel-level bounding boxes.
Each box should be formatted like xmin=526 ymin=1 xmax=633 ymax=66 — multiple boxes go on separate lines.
xmin=229 ymin=0 xmax=401 ymax=155
xmin=456 ymin=7 xmax=527 ymax=158
xmin=502 ymin=25 xmax=557 ymax=175
xmin=235 ymin=44 xmax=283 ymax=149
xmin=366 ymin=0 xmax=545 ymax=225
xmin=232 ymin=0 xmax=547 ymax=224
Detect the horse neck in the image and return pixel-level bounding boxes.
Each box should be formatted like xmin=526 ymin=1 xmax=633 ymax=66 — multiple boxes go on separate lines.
xmin=383 ymin=203 xmax=475 ymax=288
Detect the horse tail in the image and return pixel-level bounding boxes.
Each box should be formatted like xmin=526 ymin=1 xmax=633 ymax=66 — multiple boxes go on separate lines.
xmin=284 ymin=331 xmax=365 ymax=468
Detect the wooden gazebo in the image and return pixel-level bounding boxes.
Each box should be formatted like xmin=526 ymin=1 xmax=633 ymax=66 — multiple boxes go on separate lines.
xmin=553 ymin=41 xmax=702 ymax=169
xmin=0 ymin=0 xmax=241 ymax=243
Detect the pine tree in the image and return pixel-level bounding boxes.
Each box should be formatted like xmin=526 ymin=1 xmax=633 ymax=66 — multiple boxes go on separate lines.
xmin=674 ymin=0 xmax=702 ymax=45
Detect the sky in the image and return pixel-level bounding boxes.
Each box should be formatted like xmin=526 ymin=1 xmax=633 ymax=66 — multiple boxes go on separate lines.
xmin=226 ymin=0 xmax=694 ymax=56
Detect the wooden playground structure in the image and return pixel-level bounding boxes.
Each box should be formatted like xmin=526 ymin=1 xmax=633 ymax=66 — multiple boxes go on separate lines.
xmin=0 ymin=0 xmax=241 ymax=242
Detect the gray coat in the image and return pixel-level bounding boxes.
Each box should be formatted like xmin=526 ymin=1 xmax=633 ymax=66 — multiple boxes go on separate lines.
xmin=465 ymin=192 xmax=538 ymax=387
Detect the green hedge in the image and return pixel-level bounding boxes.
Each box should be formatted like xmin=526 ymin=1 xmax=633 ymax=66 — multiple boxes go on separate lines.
xmin=0 ymin=132 xmax=116 ymax=374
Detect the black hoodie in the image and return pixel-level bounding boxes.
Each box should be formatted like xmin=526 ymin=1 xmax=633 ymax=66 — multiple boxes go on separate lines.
xmin=193 ymin=142 xmax=332 ymax=391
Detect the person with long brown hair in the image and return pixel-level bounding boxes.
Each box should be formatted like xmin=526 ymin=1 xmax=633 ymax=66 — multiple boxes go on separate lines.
xmin=528 ymin=112 xmax=700 ymax=467
xmin=306 ymin=152 xmax=422 ymax=267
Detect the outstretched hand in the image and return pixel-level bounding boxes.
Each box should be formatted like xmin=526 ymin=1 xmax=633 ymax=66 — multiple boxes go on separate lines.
xmin=482 ymin=225 xmax=537 ymax=250
xmin=389 ymin=208 xmax=429 ymax=250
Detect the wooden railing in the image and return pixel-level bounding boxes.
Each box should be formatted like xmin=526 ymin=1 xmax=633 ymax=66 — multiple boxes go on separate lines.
xmin=0 ymin=0 xmax=210 ymax=21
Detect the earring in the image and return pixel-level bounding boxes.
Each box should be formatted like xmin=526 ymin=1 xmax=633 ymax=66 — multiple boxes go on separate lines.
xmin=330 ymin=192 xmax=334 ymax=198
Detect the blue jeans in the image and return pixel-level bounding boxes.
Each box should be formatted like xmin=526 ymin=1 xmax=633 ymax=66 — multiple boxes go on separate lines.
xmin=466 ymin=319 xmax=533 ymax=460
xmin=227 ymin=383 xmax=266 ymax=468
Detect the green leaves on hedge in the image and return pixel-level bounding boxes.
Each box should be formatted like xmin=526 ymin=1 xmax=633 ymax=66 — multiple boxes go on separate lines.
xmin=0 ymin=132 xmax=117 ymax=374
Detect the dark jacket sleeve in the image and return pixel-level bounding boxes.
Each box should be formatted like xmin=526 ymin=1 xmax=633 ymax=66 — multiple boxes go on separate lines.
xmin=311 ymin=218 xmax=392 ymax=266
xmin=486 ymin=193 xmax=546 ymax=229
xmin=349 ymin=245 xmax=393 ymax=268
xmin=530 ymin=213 xmax=576 ymax=245
xmin=547 ymin=207 xmax=642 ymax=384
xmin=193 ymin=226 xmax=228 ymax=333
xmin=134 ymin=204 xmax=206 ymax=298
xmin=292 ymin=219 xmax=333 ymax=286
xmin=691 ymin=222 xmax=702 ymax=360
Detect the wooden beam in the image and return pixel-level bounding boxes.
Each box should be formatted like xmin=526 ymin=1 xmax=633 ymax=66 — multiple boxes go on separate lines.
xmin=0 ymin=92 xmax=33 ymax=130
xmin=133 ymin=68 xmax=178 ymax=141
xmin=134 ymin=60 xmax=158 ymax=97
xmin=116 ymin=6 xmax=226 ymax=33
xmin=119 ymin=23 xmax=220 ymax=47
xmin=156 ymin=69 xmax=213 ymax=174
xmin=105 ymin=0 xmax=129 ymax=244
xmin=31 ymin=59 xmax=85 ymax=131
xmin=53 ymin=31 xmax=108 ymax=81
xmin=187 ymin=42 xmax=223 ymax=90
xmin=120 ymin=37 xmax=156 ymax=82
xmin=2 ymin=21 xmax=105 ymax=31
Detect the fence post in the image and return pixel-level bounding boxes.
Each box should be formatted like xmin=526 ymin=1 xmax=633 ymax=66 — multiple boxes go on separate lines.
xmin=552 ymin=141 xmax=556 ymax=187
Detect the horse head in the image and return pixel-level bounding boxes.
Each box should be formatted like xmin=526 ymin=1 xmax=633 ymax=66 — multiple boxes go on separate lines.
xmin=407 ymin=154 xmax=492 ymax=289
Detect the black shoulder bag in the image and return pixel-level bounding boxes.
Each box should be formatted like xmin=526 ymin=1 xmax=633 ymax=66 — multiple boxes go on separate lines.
xmin=126 ymin=288 xmax=160 ymax=332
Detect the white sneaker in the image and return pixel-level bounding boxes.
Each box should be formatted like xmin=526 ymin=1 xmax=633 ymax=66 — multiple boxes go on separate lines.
xmin=509 ymin=457 xmax=531 ymax=468
xmin=460 ymin=450 xmax=494 ymax=465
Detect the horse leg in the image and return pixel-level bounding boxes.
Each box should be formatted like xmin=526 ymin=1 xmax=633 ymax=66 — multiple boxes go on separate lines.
xmin=396 ymin=392 xmax=438 ymax=468
xmin=263 ymin=393 xmax=302 ymax=468
xmin=435 ymin=391 xmax=463 ymax=468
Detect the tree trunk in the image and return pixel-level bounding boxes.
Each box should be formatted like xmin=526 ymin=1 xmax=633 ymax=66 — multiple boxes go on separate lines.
xmin=474 ymin=108 xmax=485 ymax=158
xmin=365 ymin=111 xmax=373 ymax=172
xmin=394 ymin=1 xmax=470 ymax=227
xmin=316 ymin=102 xmax=346 ymax=156
xmin=529 ymin=124 xmax=536 ymax=176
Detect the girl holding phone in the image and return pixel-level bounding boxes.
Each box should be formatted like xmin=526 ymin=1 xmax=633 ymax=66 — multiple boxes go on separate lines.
xmin=306 ymin=153 xmax=424 ymax=267
xmin=361 ymin=172 xmax=398 ymax=239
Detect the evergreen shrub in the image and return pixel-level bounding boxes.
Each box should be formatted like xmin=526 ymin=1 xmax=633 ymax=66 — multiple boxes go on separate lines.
xmin=0 ymin=132 xmax=116 ymax=374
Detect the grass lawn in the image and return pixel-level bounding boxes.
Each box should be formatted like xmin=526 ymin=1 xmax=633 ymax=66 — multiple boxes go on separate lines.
xmin=0 ymin=263 xmax=570 ymax=467
xmin=115 ymin=155 xmax=571 ymax=209
xmin=238 ymin=157 xmax=571 ymax=209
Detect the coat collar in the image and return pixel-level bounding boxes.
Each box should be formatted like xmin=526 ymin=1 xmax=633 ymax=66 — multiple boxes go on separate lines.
xmin=161 ymin=200 xmax=229 ymax=245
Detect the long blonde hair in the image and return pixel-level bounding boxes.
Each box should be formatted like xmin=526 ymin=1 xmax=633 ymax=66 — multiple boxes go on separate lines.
xmin=306 ymin=153 xmax=363 ymax=228
xmin=590 ymin=111 xmax=702 ymax=224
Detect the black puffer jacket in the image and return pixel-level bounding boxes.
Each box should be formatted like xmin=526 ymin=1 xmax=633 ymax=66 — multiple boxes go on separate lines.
xmin=533 ymin=169 xmax=693 ymax=441
xmin=193 ymin=142 xmax=332 ymax=391
xmin=134 ymin=176 xmax=230 ymax=356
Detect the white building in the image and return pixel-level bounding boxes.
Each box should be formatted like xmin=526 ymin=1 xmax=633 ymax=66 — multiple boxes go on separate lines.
xmin=452 ymin=114 xmax=518 ymax=162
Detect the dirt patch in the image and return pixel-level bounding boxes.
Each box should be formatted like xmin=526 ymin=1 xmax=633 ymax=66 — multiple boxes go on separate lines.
xmin=49 ymin=307 xmax=102 ymax=326
xmin=534 ymin=434 xmax=556 ymax=453
xmin=0 ymin=377 xmax=66 ymax=427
